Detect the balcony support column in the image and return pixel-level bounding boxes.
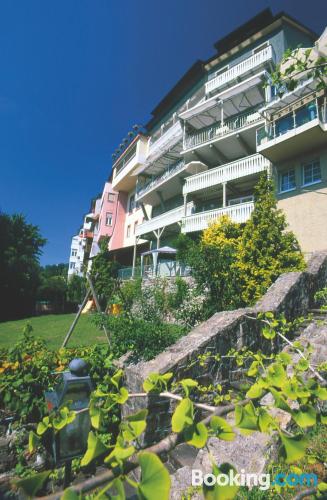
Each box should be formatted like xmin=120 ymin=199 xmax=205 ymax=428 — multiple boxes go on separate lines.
xmin=140 ymin=203 xmax=149 ymax=221
xmin=222 ymin=182 xmax=227 ymax=208
xmin=132 ymin=236 xmax=140 ymax=279
xmin=184 ymin=194 xmax=188 ymax=216
xmin=221 ymin=102 xmax=224 ymax=126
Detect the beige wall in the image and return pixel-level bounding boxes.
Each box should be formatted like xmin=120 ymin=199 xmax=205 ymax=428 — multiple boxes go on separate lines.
xmin=275 ymin=146 xmax=327 ymax=254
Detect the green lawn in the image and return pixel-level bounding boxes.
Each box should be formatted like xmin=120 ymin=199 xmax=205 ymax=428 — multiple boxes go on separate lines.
xmin=0 ymin=313 xmax=107 ymax=350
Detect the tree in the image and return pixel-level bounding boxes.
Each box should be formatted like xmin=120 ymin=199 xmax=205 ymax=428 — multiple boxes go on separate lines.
xmin=237 ymin=173 xmax=305 ymax=304
xmin=177 ymin=216 xmax=243 ymax=314
xmin=67 ymin=274 xmax=86 ymax=305
xmin=268 ymin=46 xmax=327 ymax=96
xmin=0 ymin=212 xmax=46 ymax=321
xmin=90 ymin=237 xmax=120 ymax=308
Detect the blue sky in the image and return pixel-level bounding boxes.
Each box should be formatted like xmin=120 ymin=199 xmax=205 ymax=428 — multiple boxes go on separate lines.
xmin=0 ymin=0 xmax=326 ymax=265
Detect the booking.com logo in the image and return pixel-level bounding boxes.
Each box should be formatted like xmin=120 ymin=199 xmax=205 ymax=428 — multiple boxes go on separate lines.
xmin=192 ymin=469 xmax=318 ymax=490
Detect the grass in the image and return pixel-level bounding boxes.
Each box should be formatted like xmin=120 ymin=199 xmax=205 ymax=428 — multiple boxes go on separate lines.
xmin=0 ymin=313 xmax=107 ymax=350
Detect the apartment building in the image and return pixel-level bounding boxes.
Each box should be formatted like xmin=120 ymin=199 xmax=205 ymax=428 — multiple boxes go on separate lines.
xmin=132 ymin=8 xmax=317 ymax=265
xmin=257 ymin=27 xmax=327 ymax=254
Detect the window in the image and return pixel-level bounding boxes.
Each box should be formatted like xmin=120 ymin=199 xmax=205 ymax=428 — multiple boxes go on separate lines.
xmin=70 ymin=262 xmax=75 ymax=270
xmin=279 ymin=169 xmax=296 ymax=193
xmin=126 ymin=225 xmax=131 ymax=238
xmin=105 ymin=212 xmax=113 ymax=226
xmin=108 ymin=193 xmax=115 ymax=202
xmin=228 ymin=195 xmax=253 ymax=206
xmin=71 ymin=249 xmax=77 ymax=257
xmin=129 ymin=194 xmax=135 ymax=213
xmin=134 ymin=221 xmax=138 ymax=234
xmin=302 ymin=160 xmax=321 ymax=187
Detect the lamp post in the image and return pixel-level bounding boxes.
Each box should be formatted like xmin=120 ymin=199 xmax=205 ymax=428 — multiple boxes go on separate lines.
xmin=44 ymin=358 xmax=93 ymax=486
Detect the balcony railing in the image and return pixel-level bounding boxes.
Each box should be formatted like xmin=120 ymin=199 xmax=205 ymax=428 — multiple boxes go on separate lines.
xmin=257 ymin=100 xmax=327 ymax=147
xmin=183 ymin=154 xmax=269 ymax=195
xmin=184 ymin=107 xmax=262 ymax=150
xmin=136 ymin=160 xmax=185 ymax=200
xmin=182 ymin=201 xmax=254 ymax=233
xmin=136 ymin=202 xmax=194 ymax=237
xmin=114 ymin=144 xmax=137 ymax=175
xmin=147 ymin=121 xmax=183 ymax=163
xmin=205 ymin=45 xmax=273 ymax=94
xmin=117 ymin=261 xmax=192 ymax=280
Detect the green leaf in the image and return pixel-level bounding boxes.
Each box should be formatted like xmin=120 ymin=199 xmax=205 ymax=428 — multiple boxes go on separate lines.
xmin=138 ymin=452 xmax=171 ymax=500
xmin=246 ymin=382 xmax=263 ymax=399
xmin=143 ymin=373 xmax=172 ymax=393
xmin=37 ymin=416 xmax=50 ymax=435
xmin=234 ymin=402 xmax=258 ymax=435
xmin=318 ymin=482 xmax=327 ymax=492
xmin=262 ymin=326 xmax=276 ymax=340
xmin=61 ymin=488 xmax=80 ymax=500
xmin=270 ymin=388 xmax=292 ymax=413
xmin=90 ymin=401 xmax=101 ymax=430
xmin=28 ymin=431 xmax=40 ymax=453
xmin=171 ymin=398 xmax=194 ymax=433
xmin=121 ymin=410 xmax=148 ymax=441
xmin=115 ymin=387 xmax=129 ymax=404
xmin=93 ymin=478 xmax=126 ymax=500
xmin=185 ymin=422 xmax=208 ymax=448
xmin=258 ymin=408 xmax=275 ymax=433
xmin=266 ymin=363 xmax=287 ymax=388
xmin=297 ymin=358 xmax=309 ymax=371
xmin=104 ymin=444 xmax=135 ymax=467
xmin=313 ymin=386 xmax=327 ymax=400
xmin=111 ymin=369 xmax=123 ymax=389
xmin=247 ymin=361 xmax=259 ymax=377
xmin=292 ymin=405 xmax=316 ymax=428
xmin=210 ymin=416 xmax=235 ymax=441
xmin=279 ymin=433 xmax=308 ymax=464
xmin=15 ymin=470 xmax=51 ymax=497
xmin=80 ymin=431 xmax=108 ymax=467
xmin=180 ymin=379 xmax=198 ymax=397
xmin=203 ymin=463 xmax=239 ymax=499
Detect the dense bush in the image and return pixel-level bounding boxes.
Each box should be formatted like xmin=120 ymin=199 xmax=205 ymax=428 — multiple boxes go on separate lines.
xmin=93 ymin=314 xmax=185 ymax=361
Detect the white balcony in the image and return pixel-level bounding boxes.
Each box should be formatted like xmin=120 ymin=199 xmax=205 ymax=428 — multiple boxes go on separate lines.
xmin=136 ymin=160 xmax=186 ymax=201
xmin=183 ymin=107 xmax=263 ymax=152
xmin=146 ymin=120 xmax=183 ymax=166
xmin=257 ymin=97 xmax=327 ymax=162
xmin=205 ymin=45 xmax=274 ymax=95
xmin=183 ymin=154 xmax=269 ymax=195
xmin=112 ymin=137 xmax=147 ymax=191
xmin=136 ymin=202 xmax=194 ymax=237
xmin=182 ymin=201 xmax=254 ymax=233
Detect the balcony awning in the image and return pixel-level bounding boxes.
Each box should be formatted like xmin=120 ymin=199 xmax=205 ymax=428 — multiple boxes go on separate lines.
xmin=260 ymin=78 xmax=318 ymax=118
xmin=141 ymin=246 xmax=177 ymax=256
xmin=181 ymin=72 xmax=266 ymax=129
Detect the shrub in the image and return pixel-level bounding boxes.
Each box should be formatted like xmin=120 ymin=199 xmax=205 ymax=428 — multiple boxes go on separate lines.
xmin=93 ymin=314 xmax=185 ymax=361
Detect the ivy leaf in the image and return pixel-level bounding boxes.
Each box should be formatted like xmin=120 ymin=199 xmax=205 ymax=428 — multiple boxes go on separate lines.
xmin=292 ymin=405 xmax=316 ymax=428
xmin=247 ymin=361 xmax=259 ymax=377
xmin=266 ymin=363 xmax=287 ymax=388
xmin=80 ymin=431 xmax=108 ymax=467
xmin=257 ymin=408 xmax=275 ymax=433
xmin=138 ymin=452 xmax=171 ymax=500
xmin=210 ymin=416 xmax=235 ymax=441
xmin=171 ymin=398 xmax=194 ymax=433
xmin=37 ymin=416 xmax=51 ymax=435
xmin=143 ymin=373 xmax=172 ymax=393
xmin=185 ymin=422 xmax=208 ymax=448
xmin=279 ymin=433 xmax=308 ymax=464
xmin=179 ymin=379 xmax=198 ymax=397
xmin=262 ymin=326 xmax=276 ymax=340
xmin=297 ymin=358 xmax=309 ymax=371
xmin=121 ymin=410 xmax=148 ymax=441
xmin=313 ymin=386 xmax=327 ymax=400
xmin=234 ymin=402 xmax=258 ymax=435
xmin=28 ymin=431 xmax=40 ymax=453
xmin=115 ymin=387 xmax=129 ymax=404
xmin=111 ymin=369 xmax=123 ymax=389
xmin=203 ymin=463 xmax=239 ymax=499
xmin=104 ymin=444 xmax=135 ymax=467
xmin=90 ymin=401 xmax=101 ymax=430
xmin=270 ymin=388 xmax=292 ymax=413
xmin=93 ymin=478 xmax=126 ymax=500
xmin=246 ymin=382 xmax=264 ymax=399
xmin=15 ymin=470 xmax=51 ymax=497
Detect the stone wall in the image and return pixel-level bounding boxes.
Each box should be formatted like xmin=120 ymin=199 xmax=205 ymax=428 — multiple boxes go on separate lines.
xmin=121 ymin=251 xmax=327 ymax=445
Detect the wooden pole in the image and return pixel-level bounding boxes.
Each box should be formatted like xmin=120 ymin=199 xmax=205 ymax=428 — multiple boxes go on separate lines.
xmin=86 ymin=273 xmax=111 ymax=346
xmin=61 ymin=288 xmax=92 ymax=348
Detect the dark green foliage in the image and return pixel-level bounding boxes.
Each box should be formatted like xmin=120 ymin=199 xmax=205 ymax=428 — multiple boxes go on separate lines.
xmin=93 ymin=314 xmax=185 ymax=361
xmin=237 ymin=173 xmax=305 ymax=304
xmin=0 ymin=212 xmax=46 ymax=321
xmin=90 ymin=237 xmax=120 ymax=308
xmin=67 ymin=274 xmax=87 ymax=305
